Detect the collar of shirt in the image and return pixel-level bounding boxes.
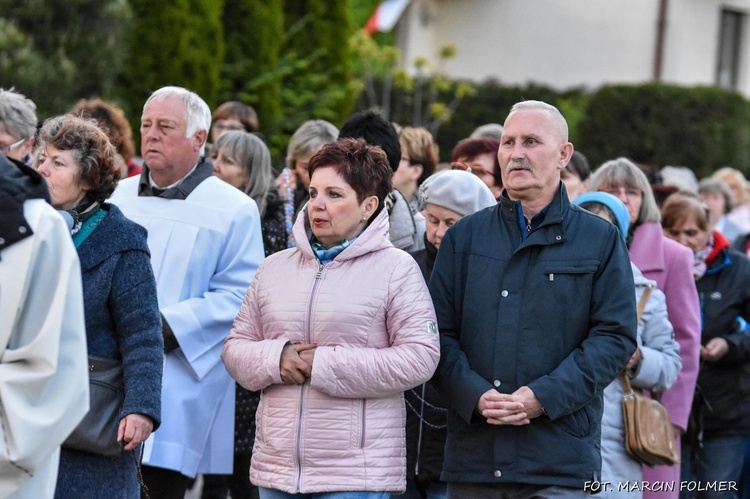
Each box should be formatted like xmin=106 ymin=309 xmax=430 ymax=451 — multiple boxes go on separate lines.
xmin=138 ymin=157 xmax=214 ymax=199
xmin=515 ymin=200 xmax=551 ymax=244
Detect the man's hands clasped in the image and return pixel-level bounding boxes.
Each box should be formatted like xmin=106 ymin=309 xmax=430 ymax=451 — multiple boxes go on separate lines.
xmin=477 ymin=385 xmax=544 ymax=426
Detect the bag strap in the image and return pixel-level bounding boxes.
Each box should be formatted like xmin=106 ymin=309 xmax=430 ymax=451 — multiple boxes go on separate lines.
xmin=637 ymin=286 xmax=653 ymax=321
xmin=620 ymin=285 xmax=654 ymax=396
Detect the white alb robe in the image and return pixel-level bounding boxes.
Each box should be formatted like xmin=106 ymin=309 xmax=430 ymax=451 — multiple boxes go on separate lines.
xmin=0 ymin=199 xmax=89 ymax=498
xmin=110 ymin=175 xmax=264 ymax=476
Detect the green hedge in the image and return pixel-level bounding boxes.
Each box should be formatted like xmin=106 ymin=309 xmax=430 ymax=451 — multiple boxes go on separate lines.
xmin=387 ymin=81 xmax=750 ymax=177
xmin=577 ymin=84 xmax=750 ymax=178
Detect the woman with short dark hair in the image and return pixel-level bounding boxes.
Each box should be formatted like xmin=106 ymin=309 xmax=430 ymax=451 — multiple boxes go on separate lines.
xmin=35 ymin=115 xmax=163 ymax=498
xmin=222 ymin=138 xmax=440 ymax=498
xmin=450 ymin=138 xmax=502 ymax=201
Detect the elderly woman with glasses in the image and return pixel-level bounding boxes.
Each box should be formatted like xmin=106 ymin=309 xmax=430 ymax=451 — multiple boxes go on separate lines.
xmin=211 ymin=101 xmax=260 ymax=143
xmin=222 ymin=138 xmax=440 ymax=499
xmin=35 ymin=115 xmax=163 ymax=498
xmin=661 ymin=192 xmax=750 ymax=499
xmin=588 ymin=158 xmax=701 ymax=499
xmin=449 ymin=138 xmax=502 ymax=201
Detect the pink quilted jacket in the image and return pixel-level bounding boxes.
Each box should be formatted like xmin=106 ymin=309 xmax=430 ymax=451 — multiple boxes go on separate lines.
xmin=222 ymin=208 xmax=440 ymax=494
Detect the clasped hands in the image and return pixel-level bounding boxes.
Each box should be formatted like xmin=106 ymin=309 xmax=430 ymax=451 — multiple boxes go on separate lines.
xmin=477 ymin=385 xmax=544 ymax=425
xmin=280 ymin=342 xmax=317 ymax=385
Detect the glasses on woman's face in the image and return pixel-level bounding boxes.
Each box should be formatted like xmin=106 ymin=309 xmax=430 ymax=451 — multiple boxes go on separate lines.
xmin=600 ymin=185 xmax=642 ymax=200
xmin=664 ymin=227 xmax=701 ymax=238
xmin=0 ymin=137 xmax=27 ymax=155
xmin=212 ymin=122 xmax=244 ymax=132
xmin=451 ymin=161 xmax=491 ymax=177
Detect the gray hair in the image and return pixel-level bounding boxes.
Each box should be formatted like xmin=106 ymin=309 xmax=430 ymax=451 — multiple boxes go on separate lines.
xmin=286 ymin=119 xmax=338 ymax=168
xmin=469 ymin=123 xmax=504 ymax=141
xmin=713 ymin=166 xmax=749 ymax=204
xmin=212 ymin=131 xmax=276 ymax=217
xmin=588 ymin=157 xmax=661 ymax=223
xmin=698 ymin=177 xmax=733 ymax=213
xmin=143 ymin=86 xmax=211 ymax=154
xmin=507 ymin=100 xmax=569 ymax=141
xmin=0 ymin=88 xmax=37 ymax=140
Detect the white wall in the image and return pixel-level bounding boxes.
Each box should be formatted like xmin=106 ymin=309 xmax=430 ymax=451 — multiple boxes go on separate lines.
xmin=396 ymin=0 xmax=750 ymax=97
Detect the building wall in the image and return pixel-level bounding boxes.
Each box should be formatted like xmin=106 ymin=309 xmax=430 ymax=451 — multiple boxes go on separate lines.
xmin=396 ymin=0 xmax=750 ymax=96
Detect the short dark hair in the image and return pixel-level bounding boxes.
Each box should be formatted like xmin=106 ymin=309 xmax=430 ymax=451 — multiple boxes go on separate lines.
xmin=451 ymin=138 xmax=502 ymax=187
xmin=212 ymin=101 xmax=259 ymax=132
xmin=338 ymin=109 xmax=401 ymax=173
xmin=566 ymin=150 xmax=590 ymax=181
xmin=661 ymin=192 xmax=710 ymax=233
xmin=309 ymin=138 xmax=393 ymax=222
xmin=38 ymin=115 xmax=120 ymax=202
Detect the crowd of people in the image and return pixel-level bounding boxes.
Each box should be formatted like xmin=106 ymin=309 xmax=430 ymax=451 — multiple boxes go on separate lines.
xmin=1 ymin=84 xmax=750 ymax=499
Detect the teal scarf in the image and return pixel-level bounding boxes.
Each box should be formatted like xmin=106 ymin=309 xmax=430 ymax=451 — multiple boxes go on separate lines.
xmin=72 ymin=208 xmax=107 ymax=248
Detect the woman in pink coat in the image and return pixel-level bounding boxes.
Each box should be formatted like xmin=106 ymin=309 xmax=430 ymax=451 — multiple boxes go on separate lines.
xmin=589 ymin=158 xmax=701 ymax=497
xmin=222 ymin=138 xmax=440 ymax=499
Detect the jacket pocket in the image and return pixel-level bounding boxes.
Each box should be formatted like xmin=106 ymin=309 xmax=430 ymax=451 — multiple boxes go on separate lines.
xmin=558 ymin=406 xmax=591 ymax=438
xmin=349 ymin=398 xmax=365 ymax=449
xmin=542 ymin=259 xmax=599 ymax=277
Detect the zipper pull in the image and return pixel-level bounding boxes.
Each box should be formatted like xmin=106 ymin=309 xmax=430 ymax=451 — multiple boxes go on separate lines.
xmin=315 ymin=264 xmax=324 ymax=279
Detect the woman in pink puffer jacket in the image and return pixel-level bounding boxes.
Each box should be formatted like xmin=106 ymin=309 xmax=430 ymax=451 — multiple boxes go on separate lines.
xmin=222 ymin=138 xmax=440 ymax=499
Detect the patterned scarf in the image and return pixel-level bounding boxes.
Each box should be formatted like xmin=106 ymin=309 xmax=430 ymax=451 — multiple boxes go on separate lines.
xmin=311 ymin=238 xmax=356 ymax=265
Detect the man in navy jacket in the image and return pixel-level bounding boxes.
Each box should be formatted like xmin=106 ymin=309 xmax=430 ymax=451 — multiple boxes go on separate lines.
xmin=429 ymin=100 xmax=637 ymax=497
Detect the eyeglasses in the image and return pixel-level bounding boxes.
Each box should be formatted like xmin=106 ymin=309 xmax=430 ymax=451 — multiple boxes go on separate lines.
xmin=664 ymin=227 xmax=702 ymax=238
xmin=600 ymin=186 xmax=643 ymax=199
xmin=451 ymin=161 xmax=491 ymax=176
xmin=0 ymin=137 xmax=27 ymax=155
xmin=212 ymin=122 xmax=245 ymax=132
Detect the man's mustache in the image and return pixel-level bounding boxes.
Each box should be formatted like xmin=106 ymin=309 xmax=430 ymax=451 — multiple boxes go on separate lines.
xmin=507 ymin=160 xmax=533 ymax=172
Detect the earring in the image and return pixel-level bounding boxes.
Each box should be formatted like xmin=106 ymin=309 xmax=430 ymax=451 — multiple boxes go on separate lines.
xmin=361 ymin=216 xmax=367 ymax=222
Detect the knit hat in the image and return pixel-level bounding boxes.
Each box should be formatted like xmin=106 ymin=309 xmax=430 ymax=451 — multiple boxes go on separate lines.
xmin=418 ymin=170 xmax=496 ymax=217
xmin=572 ymin=191 xmax=630 ymax=239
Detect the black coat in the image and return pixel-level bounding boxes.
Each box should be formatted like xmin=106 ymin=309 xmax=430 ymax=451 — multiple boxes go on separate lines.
xmin=429 ymin=185 xmax=637 ymax=488
xmin=690 ymin=246 xmax=750 ymax=438
xmin=407 ymin=238 xmax=446 ymax=483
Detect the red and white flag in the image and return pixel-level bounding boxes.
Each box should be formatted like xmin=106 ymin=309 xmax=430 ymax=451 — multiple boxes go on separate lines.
xmin=364 ymin=0 xmax=412 ymax=34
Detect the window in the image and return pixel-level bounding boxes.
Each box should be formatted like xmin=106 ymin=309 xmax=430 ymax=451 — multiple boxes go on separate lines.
xmin=716 ymin=9 xmax=745 ymax=90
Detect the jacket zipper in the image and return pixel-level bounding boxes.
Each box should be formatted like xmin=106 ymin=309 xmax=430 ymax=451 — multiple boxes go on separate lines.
xmin=361 ymin=399 xmax=367 ymax=449
xmin=415 ymin=383 xmax=426 ymax=476
xmin=295 ymin=262 xmax=325 ymax=492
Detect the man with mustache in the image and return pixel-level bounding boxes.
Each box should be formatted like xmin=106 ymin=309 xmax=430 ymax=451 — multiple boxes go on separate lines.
xmin=429 ymin=101 xmax=637 ymax=498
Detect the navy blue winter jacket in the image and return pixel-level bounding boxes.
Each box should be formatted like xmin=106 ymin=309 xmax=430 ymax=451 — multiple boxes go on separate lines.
xmin=429 ymin=185 xmax=637 ymax=488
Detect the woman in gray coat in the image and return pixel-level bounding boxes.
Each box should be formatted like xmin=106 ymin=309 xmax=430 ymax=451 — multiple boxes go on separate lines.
xmin=574 ymin=192 xmax=682 ymax=497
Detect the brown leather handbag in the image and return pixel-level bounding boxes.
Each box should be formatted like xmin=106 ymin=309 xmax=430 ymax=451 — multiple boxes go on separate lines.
xmin=620 ymin=286 xmax=680 ymax=467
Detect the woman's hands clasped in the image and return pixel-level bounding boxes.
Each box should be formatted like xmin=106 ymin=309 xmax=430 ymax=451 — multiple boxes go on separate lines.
xmin=280 ymin=343 xmax=317 ymax=385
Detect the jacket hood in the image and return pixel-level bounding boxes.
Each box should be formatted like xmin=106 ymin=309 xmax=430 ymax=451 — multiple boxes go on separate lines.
xmin=292 ymin=207 xmax=393 ymax=263
xmin=0 ymin=154 xmax=49 ymax=203
xmin=0 ymin=155 xmax=50 ymax=253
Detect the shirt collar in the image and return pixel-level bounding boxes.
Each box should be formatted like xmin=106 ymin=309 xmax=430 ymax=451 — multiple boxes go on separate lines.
xmin=138 ymin=157 xmax=214 ymax=199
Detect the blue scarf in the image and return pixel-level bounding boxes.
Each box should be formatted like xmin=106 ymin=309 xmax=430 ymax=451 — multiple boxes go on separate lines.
xmin=312 ymin=238 xmax=356 ymax=265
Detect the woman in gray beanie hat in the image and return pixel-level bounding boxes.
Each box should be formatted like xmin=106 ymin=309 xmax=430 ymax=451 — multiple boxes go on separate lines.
xmin=414 ymin=169 xmax=497 ymax=273
xmin=404 ymin=169 xmax=495 ymax=499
